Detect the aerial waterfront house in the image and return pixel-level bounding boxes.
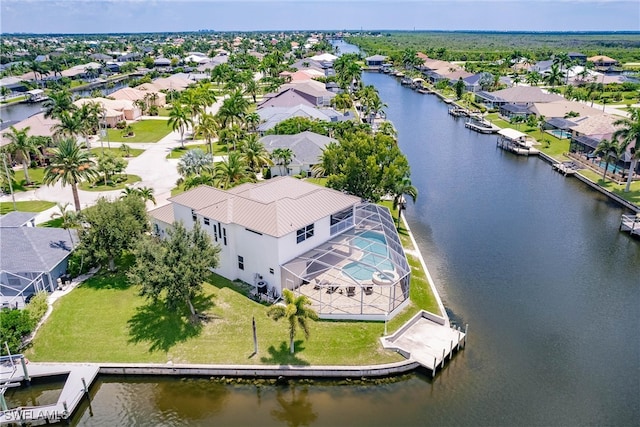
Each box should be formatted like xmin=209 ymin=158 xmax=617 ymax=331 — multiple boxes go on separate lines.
xmin=149 ymin=177 xmax=411 ymax=320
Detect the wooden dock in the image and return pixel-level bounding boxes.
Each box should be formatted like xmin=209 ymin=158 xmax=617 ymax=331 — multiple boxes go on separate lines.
xmin=1 ymin=361 xmax=99 ymax=425
xmin=620 ymin=214 xmax=640 ymax=237
xmin=552 ymin=161 xmax=579 ymax=176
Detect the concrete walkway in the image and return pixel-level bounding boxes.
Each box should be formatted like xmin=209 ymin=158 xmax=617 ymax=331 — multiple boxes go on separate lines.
xmin=0 ymin=99 xmax=224 ymax=223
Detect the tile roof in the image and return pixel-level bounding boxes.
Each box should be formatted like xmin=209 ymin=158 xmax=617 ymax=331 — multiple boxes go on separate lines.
xmin=167 ymin=177 xmax=360 ymax=237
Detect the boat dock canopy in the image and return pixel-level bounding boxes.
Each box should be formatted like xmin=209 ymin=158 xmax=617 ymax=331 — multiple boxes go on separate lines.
xmin=26 ymin=89 xmax=44 ymax=95
xmin=497 ymin=128 xmax=527 ymax=141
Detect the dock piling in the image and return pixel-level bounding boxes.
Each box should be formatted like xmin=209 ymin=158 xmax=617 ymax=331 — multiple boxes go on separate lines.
xmin=20 ymin=356 xmax=30 ymax=384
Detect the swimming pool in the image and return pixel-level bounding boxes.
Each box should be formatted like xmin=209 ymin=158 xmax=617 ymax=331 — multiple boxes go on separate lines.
xmin=342 ymin=231 xmax=394 ymax=281
xmin=549 ymin=129 xmax=571 ymax=139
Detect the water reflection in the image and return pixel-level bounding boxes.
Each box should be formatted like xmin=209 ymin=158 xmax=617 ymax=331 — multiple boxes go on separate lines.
xmin=270 ymin=385 xmax=318 ymax=427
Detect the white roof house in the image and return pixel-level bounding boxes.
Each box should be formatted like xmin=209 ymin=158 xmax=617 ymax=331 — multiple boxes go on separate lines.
xmin=150 ymin=177 xmax=411 ymax=320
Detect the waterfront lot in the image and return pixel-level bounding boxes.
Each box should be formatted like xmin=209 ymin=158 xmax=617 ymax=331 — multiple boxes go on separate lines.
xmin=26 ymin=203 xmax=440 ymax=365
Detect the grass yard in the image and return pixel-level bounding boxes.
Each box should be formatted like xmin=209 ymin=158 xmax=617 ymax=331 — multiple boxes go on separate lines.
xmin=0 ymin=200 xmax=56 ymax=214
xmin=9 ymin=167 xmax=47 ymax=192
xmin=90 ymin=147 xmax=144 ymax=158
xmin=579 ymin=169 xmax=640 ymax=206
xmin=26 ymin=270 xmax=403 ymax=365
xmin=79 ymin=174 xmax=141 ymax=191
xmin=167 ymin=142 xmax=228 ymax=159
xmin=106 ymin=120 xmax=172 ymax=143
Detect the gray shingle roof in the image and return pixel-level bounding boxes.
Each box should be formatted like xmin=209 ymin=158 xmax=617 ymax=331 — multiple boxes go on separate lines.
xmin=260 ymin=131 xmax=336 ymax=166
xmin=0 ymin=226 xmax=77 ymax=273
xmin=0 ymin=212 xmax=36 ymax=228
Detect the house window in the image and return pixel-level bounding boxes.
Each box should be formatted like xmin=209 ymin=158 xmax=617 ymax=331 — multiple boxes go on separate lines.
xmin=296 ymin=223 xmax=314 ymax=244
xmin=331 ymin=207 xmax=354 ymax=235
xmin=223 ymin=228 xmax=227 ymax=246
xmin=191 ymin=209 xmax=197 ymax=222
xmin=238 ymin=256 xmax=244 ymax=270
xmin=269 ymin=268 xmax=274 ymax=275
xmin=204 ymin=217 xmax=210 ymax=226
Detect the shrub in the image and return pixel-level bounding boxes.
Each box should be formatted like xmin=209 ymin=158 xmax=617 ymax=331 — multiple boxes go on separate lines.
xmin=116 ymin=120 xmax=127 ymax=129
xmin=0 ymin=309 xmax=34 ymax=355
xmin=26 ymin=291 xmax=49 ymax=325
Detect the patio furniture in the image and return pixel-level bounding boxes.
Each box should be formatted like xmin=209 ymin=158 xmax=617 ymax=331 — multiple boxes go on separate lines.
xmin=364 ymin=286 xmax=373 ymax=295
xmin=346 ymin=286 xmax=356 ymax=297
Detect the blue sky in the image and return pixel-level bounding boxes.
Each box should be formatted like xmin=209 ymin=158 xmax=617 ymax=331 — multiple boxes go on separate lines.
xmin=1 ymin=0 xmax=638 ymax=34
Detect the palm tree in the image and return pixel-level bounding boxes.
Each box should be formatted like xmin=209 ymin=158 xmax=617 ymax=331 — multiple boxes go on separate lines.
xmin=267 ymin=288 xmax=318 ymax=354
xmin=544 ymin=63 xmax=565 ymax=88
xmin=244 ymin=112 xmax=261 ymax=132
xmin=5 ymin=126 xmax=37 ymax=184
xmin=271 ymin=147 xmax=293 ymax=176
xmin=217 ymin=90 xmax=249 ymax=128
xmin=43 ymin=89 xmax=75 ymax=119
xmin=121 ymin=186 xmax=156 ymax=205
xmin=594 ymin=138 xmax=625 ymax=182
xmin=50 ymin=202 xmax=81 ymax=246
xmin=168 ymin=103 xmax=193 ymax=148
xmin=244 ymin=79 xmax=260 ymax=103
xmin=239 ymin=133 xmax=272 ymax=174
xmin=377 ymin=121 xmax=397 ymax=139
xmin=392 ymin=176 xmax=418 ymax=229
xmin=215 ymin=151 xmax=252 ymax=189
xmin=612 ymin=108 xmax=640 ymax=192
xmin=52 ymin=110 xmax=83 ymax=141
xmin=177 ymin=149 xmax=214 ymax=180
xmin=183 ymin=174 xmax=217 ymax=190
xmin=193 ymin=113 xmax=219 ymax=154
xmin=43 ymin=138 xmax=98 ymax=211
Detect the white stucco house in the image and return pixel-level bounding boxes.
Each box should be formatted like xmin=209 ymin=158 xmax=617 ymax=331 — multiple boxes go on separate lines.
xmin=150 ymin=177 xmax=411 ymax=320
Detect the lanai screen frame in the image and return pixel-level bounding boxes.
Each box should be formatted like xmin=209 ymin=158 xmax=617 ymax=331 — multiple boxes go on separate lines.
xmin=281 ymin=203 xmax=410 ymax=320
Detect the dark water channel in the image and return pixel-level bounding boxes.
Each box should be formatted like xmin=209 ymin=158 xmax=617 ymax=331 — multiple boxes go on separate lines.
xmin=9 ymin=41 xmax=640 ymax=426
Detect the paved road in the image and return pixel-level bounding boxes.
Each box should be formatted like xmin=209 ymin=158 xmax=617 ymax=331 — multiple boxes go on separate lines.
xmin=1 ymin=99 xmax=224 ymax=223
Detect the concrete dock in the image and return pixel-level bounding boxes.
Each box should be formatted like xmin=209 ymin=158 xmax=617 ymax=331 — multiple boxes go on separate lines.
xmin=1 ymin=362 xmax=99 ymax=425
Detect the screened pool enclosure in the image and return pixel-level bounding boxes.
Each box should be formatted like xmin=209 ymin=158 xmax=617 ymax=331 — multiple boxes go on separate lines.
xmin=281 ymin=203 xmax=411 ymax=320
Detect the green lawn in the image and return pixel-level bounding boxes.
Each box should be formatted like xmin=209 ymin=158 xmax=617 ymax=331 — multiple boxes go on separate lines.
xmin=90 ymin=147 xmax=144 ymax=158
xmin=9 ymin=167 xmax=47 ymax=192
xmin=79 ymin=174 xmax=141 ymax=191
xmin=167 ymin=142 xmax=228 ymax=159
xmin=26 ymin=270 xmax=403 ymax=365
xmin=0 ymin=95 xmax=27 ymax=105
xmin=106 ymin=120 xmax=172 ymax=143
xmin=0 ymin=200 xmax=56 ymax=215
xmin=579 ymin=169 xmax=640 ymax=206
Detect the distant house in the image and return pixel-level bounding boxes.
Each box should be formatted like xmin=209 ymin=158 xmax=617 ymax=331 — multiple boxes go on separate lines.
xmin=256 ymin=104 xmax=348 ymax=133
xmin=0 ymin=212 xmax=77 ymax=308
xmin=0 ymin=76 xmax=27 ymax=93
xmin=117 ymin=52 xmax=142 ymax=62
xmin=90 ymin=53 xmax=113 ymax=62
xmin=587 ymin=55 xmax=621 ymax=74
xmin=476 ymin=86 xmax=563 ymax=108
xmin=568 ymin=52 xmax=587 ymax=64
xmin=153 ymin=57 xmax=172 ymax=68
xmin=365 ymin=55 xmax=387 ymax=67
xmin=0 ymin=112 xmax=59 ymax=145
xmin=260 ymin=131 xmax=336 ymax=177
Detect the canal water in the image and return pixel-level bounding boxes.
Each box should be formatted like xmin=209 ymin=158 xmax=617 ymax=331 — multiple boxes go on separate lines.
xmin=9 ymin=41 xmax=640 ymax=426
xmin=0 ymin=79 xmax=131 ymax=124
